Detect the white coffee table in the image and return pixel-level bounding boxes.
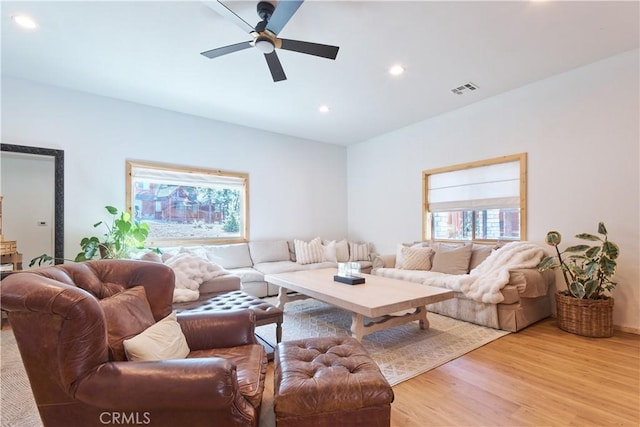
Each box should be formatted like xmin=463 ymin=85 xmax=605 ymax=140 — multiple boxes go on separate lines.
xmin=264 ymin=268 xmax=454 ymax=341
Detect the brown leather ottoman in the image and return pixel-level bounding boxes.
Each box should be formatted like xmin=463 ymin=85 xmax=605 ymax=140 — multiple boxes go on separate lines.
xmin=174 ymin=290 xmax=283 ymax=354
xmin=274 ymin=336 xmax=394 ymax=427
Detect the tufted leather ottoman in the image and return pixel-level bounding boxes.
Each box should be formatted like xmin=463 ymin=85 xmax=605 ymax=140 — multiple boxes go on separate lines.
xmin=274 ymin=336 xmax=394 ymax=427
xmin=174 ymin=290 xmax=283 ymax=347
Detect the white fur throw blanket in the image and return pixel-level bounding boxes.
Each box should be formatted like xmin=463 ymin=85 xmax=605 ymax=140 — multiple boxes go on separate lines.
xmin=422 ymin=242 xmax=545 ymax=304
xmin=163 ymin=253 xmax=228 ymax=303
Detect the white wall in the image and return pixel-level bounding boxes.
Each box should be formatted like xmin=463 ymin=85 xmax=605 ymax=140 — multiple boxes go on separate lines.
xmin=347 ymin=49 xmax=640 ymax=332
xmin=1 ymin=77 xmax=348 ymax=260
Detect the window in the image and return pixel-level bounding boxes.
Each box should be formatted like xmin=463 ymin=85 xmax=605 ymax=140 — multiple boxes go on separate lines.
xmin=126 ymin=161 xmax=249 ymax=246
xmin=423 ymin=153 xmax=527 ymax=242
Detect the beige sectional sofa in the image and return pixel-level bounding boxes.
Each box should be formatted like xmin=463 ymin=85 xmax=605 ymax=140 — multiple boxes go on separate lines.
xmin=152 ymin=238 xmax=375 ymax=298
xmin=372 ymin=241 xmax=554 ymax=332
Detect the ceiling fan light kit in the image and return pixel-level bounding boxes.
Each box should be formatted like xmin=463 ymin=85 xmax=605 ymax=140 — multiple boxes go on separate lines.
xmin=200 ymin=0 xmax=340 ymax=82
xmin=255 ymin=37 xmax=275 ymax=54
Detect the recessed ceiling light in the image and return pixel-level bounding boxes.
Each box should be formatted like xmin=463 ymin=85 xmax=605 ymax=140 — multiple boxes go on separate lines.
xmin=389 ymin=64 xmax=405 ymax=76
xmin=318 ymin=105 xmax=330 ymax=113
xmin=12 ymin=14 xmax=38 ymax=30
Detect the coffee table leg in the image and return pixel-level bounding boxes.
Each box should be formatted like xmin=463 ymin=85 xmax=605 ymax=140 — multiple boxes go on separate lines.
xmin=275 ymin=320 xmax=283 ymax=343
xmin=276 ymin=286 xmax=288 ymax=310
xmin=351 ymin=313 xmax=365 ymax=341
xmin=417 ymin=306 xmax=429 ymax=330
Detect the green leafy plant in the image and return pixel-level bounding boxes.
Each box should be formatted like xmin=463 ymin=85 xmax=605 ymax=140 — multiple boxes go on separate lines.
xmin=30 ymin=206 xmax=151 ymax=266
xmin=537 ymin=222 xmax=620 ymax=299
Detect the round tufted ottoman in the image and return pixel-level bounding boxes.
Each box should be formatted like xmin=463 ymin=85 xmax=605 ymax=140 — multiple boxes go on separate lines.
xmin=274 ymin=336 xmax=394 ymax=427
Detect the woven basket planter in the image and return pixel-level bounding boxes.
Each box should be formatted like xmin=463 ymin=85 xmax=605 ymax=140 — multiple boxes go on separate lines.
xmin=555 ymin=292 xmax=614 ymax=338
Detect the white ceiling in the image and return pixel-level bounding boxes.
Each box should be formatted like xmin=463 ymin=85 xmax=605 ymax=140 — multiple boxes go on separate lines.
xmin=2 ymin=1 xmax=638 ymax=145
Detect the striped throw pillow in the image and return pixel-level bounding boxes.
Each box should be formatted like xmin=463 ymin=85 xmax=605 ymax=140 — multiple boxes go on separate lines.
xmin=294 ymin=238 xmax=325 ymax=265
xmin=348 ymin=242 xmax=370 ymax=262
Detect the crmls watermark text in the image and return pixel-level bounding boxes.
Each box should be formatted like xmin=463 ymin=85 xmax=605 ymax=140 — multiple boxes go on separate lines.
xmin=99 ymin=412 xmax=151 ymax=425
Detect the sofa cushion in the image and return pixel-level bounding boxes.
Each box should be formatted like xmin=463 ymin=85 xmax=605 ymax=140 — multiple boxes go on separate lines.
xmin=294 ymin=238 xmax=325 ymax=265
xmin=253 ymin=260 xmax=304 ymax=275
xmin=431 ymin=244 xmax=473 ymax=275
xmin=372 ymin=267 xmax=434 ymax=284
xmin=206 ymin=243 xmax=253 ymax=269
xmin=400 ymin=246 xmax=434 ymax=270
xmin=249 ymin=240 xmax=290 ymax=264
xmin=123 ymin=312 xmax=190 ymax=361
xmin=226 ymin=267 xmax=265 ymax=283
xmin=298 ymin=261 xmax=340 ymax=270
xmin=100 ymin=286 xmax=156 ymax=361
xmin=199 ymin=274 xmax=242 ymax=295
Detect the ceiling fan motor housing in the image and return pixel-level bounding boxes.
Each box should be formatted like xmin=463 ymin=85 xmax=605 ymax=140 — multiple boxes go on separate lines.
xmin=257 ymin=1 xmax=275 ymax=21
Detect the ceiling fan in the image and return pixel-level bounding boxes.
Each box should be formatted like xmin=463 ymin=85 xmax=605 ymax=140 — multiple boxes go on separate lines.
xmin=200 ymin=0 xmax=340 ymax=82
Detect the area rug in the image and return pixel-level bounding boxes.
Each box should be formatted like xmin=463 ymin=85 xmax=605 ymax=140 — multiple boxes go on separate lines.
xmin=257 ymin=298 xmax=509 ymax=386
xmin=1 ymin=299 xmax=508 ymax=426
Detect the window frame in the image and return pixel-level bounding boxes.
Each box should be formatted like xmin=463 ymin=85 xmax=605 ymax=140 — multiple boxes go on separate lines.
xmin=422 ymin=153 xmax=527 ymax=243
xmin=126 ymin=160 xmax=249 ymax=246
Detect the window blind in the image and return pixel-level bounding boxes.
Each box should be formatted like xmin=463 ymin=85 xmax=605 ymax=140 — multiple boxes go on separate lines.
xmin=131 ymin=166 xmax=245 ymax=190
xmin=428 ymin=161 xmax=520 ymax=212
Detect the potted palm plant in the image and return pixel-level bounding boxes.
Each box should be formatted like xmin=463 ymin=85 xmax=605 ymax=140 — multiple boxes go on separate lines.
xmin=537 ymin=222 xmax=619 ymax=337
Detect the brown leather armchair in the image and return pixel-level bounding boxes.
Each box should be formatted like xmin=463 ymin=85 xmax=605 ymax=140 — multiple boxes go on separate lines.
xmin=1 ymin=259 xmax=267 ymax=427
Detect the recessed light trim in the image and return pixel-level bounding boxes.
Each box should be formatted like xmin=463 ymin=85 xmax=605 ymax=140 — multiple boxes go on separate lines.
xmin=12 ymin=14 xmax=38 ymax=30
xmin=318 ymin=105 xmax=330 ymax=113
xmin=389 ymin=64 xmax=405 ymax=76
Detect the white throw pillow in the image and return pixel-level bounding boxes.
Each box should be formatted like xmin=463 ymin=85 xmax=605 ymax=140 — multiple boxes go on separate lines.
xmin=348 ymin=242 xmax=370 ymax=262
xmin=400 ymin=246 xmax=434 ymax=270
xmin=123 ymin=312 xmax=190 ymax=361
xmin=322 ymin=240 xmax=337 ymax=262
xmin=294 ymin=238 xmax=325 ymax=265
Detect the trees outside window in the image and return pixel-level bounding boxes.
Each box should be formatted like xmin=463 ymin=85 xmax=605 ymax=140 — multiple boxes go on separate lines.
xmin=126 ymin=161 xmax=248 ymax=245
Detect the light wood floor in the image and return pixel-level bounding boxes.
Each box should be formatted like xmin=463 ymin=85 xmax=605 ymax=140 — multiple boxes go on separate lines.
xmin=389 ymin=318 xmax=640 ymax=426
xmin=260 ymin=318 xmax=639 ymax=426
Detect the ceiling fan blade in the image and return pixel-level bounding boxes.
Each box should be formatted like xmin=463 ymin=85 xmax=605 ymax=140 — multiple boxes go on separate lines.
xmin=279 ymin=39 xmax=339 ymax=60
xmin=265 ymin=0 xmax=304 ymax=35
xmin=201 ymin=1 xmax=255 ymax=34
xmin=264 ymin=51 xmax=287 ymax=82
xmin=200 ymin=41 xmax=252 ymax=59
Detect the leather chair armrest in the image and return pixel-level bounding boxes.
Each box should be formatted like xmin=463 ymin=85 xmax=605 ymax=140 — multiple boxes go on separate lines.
xmin=75 ymin=358 xmax=239 ymax=410
xmin=177 ymin=310 xmax=257 ymax=350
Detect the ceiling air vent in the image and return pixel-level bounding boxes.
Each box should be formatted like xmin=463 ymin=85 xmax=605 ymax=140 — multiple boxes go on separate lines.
xmin=451 ymin=82 xmax=479 ymax=95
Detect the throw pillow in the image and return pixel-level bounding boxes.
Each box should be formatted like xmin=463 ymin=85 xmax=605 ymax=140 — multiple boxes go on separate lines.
xmin=335 ymin=239 xmax=350 ymax=262
xmin=322 ymin=240 xmax=338 ymax=263
xmin=469 ymin=244 xmax=493 ymax=272
xmin=294 ymin=238 xmax=325 ymax=265
xmin=99 ymin=286 xmax=156 ymax=361
xmin=348 ymin=242 xmax=370 ymax=262
xmin=123 ymin=312 xmax=190 ymax=361
xmin=395 ymin=242 xmax=428 ymax=268
xmin=400 ymin=246 xmax=434 ymax=270
xmin=430 ymin=244 xmax=473 ymax=275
